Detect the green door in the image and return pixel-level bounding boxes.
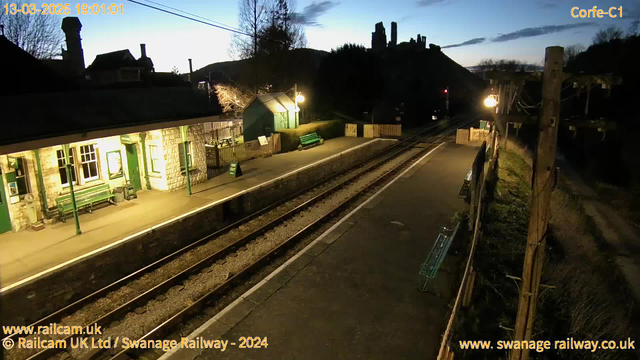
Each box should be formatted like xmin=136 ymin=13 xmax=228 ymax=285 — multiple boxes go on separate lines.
xmin=0 ymin=168 xmax=13 ymax=234
xmin=125 ymin=144 xmax=142 ymax=191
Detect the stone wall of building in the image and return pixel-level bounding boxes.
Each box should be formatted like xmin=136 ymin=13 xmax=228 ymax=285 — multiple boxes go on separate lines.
xmin=0 ymin=151 xmax=44 ymax=231
xmin=161 ymin=124 xmax=207 ymax=191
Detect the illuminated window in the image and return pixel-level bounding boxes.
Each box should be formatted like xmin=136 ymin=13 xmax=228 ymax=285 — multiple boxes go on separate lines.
xmin=57 ymin=149 xmax=77 ymax=187
xmin=15 ymin=157 xmax=30 ymax=195
xmin=80 ymin=144 xmax=99 ymax=181
xmin=149 ymin=144 xmax=161 ymax=173
xmin=178 ymin=142 xmax=192 ymax=171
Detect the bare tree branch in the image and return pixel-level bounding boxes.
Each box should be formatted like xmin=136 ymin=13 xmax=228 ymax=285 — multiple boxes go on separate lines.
xmin=0 ymin=0 xmax=63 ymax=59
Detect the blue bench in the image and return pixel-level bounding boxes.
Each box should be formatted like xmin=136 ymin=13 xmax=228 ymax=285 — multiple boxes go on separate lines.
xmin=419 ymin=222 xmax=460 ymax=295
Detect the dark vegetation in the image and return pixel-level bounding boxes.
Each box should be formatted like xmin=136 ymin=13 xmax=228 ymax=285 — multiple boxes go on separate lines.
xmin=560 ymin=33 xmax=640 ymax=224
xmin=452 ymin=145 xmax=636 ymax=360
xmin=277 ymin=119 xmax=344 ymax=152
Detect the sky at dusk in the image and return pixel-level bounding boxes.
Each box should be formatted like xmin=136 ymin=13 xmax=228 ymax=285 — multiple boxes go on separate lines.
xmin=20 ymin=0 xmax=640 ymax=73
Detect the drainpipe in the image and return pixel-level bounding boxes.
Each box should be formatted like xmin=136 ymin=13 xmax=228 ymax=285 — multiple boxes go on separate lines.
xmin=63 ymin=144 xmax=81 ymax=235
xmin=33 ymin=149 xmax=50 ymax=219
xmin=139 ymin=133 xmax=152 ymax=190
xmin=180 ymin=125 xmax=192 ymax=196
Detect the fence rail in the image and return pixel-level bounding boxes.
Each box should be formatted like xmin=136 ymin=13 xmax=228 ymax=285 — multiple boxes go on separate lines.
xmin=363 ymin=124 xmax=402 ymax=138
xmin=437 ymin=129 xmax=499 ymax=360
xmin=206 ymin=134 xmax=280 ymax=177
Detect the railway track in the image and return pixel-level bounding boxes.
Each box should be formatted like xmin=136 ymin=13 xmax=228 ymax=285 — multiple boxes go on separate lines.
xmin=3 ymin=116 xmax=477 ymax=360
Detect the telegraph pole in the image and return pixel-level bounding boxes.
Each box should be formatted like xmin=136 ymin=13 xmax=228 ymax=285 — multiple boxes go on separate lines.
xmin=510 ymin=46 xmax=564 ymax=360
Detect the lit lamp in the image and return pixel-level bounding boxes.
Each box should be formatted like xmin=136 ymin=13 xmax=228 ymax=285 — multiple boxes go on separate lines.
xmin=484 ymin=95 xmax=498 ymax=108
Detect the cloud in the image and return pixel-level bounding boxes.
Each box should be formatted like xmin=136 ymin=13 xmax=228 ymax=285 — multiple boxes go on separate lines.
xmin=416 ymin=0 xmax=448 ymax=7
xmin=442 ymin=37 xmax=486 ymax=49
xmin=291 ymin=1 xmax=340 ymax=26
xmin=491 ymin=22 xmax=595 ymax=42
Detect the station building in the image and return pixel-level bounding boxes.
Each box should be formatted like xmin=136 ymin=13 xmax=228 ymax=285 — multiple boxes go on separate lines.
xmin=0 ymin=19 xmax=221 ymax=234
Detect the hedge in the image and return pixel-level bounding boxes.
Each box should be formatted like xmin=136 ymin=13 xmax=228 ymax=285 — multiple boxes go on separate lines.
xmin=277 ymin=119 xmax=345 ymax=152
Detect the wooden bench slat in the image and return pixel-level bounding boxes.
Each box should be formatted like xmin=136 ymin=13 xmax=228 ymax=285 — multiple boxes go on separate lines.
xmin=55 ymin=183 xmax=115 ymax=221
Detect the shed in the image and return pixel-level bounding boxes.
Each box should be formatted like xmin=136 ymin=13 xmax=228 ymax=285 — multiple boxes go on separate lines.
xmin=242 ymin=93 xmax=298 ymax=141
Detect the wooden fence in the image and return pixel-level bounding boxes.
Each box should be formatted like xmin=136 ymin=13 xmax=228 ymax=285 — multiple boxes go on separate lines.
xmin=456 ymin=127 xmax=491 ymax=145
xmin=363 ymin=124 xmax=402 ymax=138
xmin=379 ymin=124 xmax=402 ymax=136
xmin=364 ymin=124 xmax=380 ymax=138
xmin=456 ymin=129 xmax=470 ymax=145
xmin=345 ymin=123 xmax=357 ymax=137
xmin=437 ymin=129 xmax=499 ymax=360
xmin=206 ymin=134 xmax=280 ymax=178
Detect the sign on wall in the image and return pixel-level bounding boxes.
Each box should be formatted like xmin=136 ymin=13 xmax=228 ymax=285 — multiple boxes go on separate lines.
xmin=107 ymin=150 xmax=124 ymax=179
xmin=120 ymin=135 xmax=134 ymax=144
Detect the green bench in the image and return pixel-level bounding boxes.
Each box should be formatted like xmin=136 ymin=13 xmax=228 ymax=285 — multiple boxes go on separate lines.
xmin=56 ymin=183 xmax=116 ymax=222
xmin=419 ymin=222 xmax=460 ymax=295
xmin=298 ymin=132 xmax=323 ymax=150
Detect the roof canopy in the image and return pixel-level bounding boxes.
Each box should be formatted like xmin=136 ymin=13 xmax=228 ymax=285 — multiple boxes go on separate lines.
xmin=0 ymin=87 xmax=221 ymax=150
xmin=252 ymin=92 xmax=297 ymax=113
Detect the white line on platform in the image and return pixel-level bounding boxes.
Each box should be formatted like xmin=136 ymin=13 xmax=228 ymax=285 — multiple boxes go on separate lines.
xmin=0 ymin=139 xmax=393 ymax=294
xmin=159 ymin=141 xmax=446 ymax=360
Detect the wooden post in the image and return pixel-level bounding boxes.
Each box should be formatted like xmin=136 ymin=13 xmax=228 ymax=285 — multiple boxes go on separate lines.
xmin=510 ymin=46 xmax=563 ymax=360
xmin=462 ymin=267 xmax=476 ymax=307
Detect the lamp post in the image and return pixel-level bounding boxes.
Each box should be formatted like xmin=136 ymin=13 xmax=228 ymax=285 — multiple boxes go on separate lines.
xmin=63 ymin=144 xmax=81 ymax=235
xmin=291 ymin=83 xmax=305 ymax=128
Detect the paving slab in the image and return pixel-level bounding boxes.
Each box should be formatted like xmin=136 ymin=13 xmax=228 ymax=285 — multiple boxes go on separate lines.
xmin=167 ymin=143 xmax=478 ymax=360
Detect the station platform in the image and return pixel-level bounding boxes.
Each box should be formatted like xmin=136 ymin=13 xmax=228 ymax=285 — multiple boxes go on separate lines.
xmin=0 ymin=137 xmax=377 ymax=291
xmin=165 ymin=142 xmax=478 ymax=360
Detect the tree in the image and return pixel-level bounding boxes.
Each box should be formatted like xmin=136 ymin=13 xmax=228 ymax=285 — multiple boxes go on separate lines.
xmin=564 ymin=44 xmax=585 ymax=66
xmin=628 ymin=19 xmax=639 ymax=38
xmin=230 ymin=0 xmax=270 ymax=59
xmin=229 ymin=0 xmax=305 ymax=59
xmin=0 ymin=0 xmax=63 ymax=59
xmin=214 ymin=84 xmax=253 ymax=116
xmin=592 ymin=26 xmax=623 ymax=44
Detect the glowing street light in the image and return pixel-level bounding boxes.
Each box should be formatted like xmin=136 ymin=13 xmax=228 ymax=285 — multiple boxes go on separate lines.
xmin=484 ymin=95 xmax=498 ymax=108
xmin=296 ymin=94 xmax=305 ymax=103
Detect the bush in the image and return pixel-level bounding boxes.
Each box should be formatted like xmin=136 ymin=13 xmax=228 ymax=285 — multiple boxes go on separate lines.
xmin=277 ymin=119 xmax=345 ymax=152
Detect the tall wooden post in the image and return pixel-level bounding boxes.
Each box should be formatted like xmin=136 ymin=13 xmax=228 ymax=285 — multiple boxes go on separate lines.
xmin=510 ymin=46 xmax=563 ymax=360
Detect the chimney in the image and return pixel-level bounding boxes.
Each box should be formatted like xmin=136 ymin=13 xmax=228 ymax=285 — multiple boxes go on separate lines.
xmin=140 ymin=44 xmax=147 ymax=58
xmin=188 ymin=58 xmax=193 ymax=83
xmin=61 ymin=17 xmax=85 ymax=77
xmin=390 ymin=22 xmax=397 ymax=47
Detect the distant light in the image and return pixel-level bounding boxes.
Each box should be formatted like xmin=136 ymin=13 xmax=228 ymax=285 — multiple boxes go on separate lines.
xmin=484 ymin=96 xmax=498 ymax=108
xmin=296 ymin=94 xmax=305 ymax=103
